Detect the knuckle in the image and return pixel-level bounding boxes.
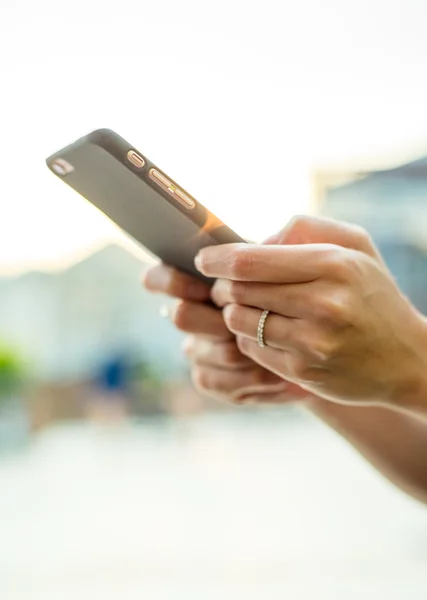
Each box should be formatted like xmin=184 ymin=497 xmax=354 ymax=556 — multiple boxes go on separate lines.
xmin=226 ymin=247 xmax=255 ymax=279
xmin=348 ymin=224 xmax=375 ymax=253
xmin=172 ymin=302 xmax=191 ymax=331
xmin=230 ymin=396 xmax=246 ymax=406
xmin=333 ymin=251 xmax=364 ymax=283
xmin=163 ymin=270 xmax=195 ymax=299
xmin=350 ymin=223 xmax=369 ymax=243
xmin=191 ymin=367 xmax=210 ymax=392
xmin=288 ymin=214 xmax=312 ymax=231
xmin=229 ymin=397 xmax=246 ymax=405
xmin=236 ymin=335 xmax=251 ymax=355
xmin=287 ymin=355 xmax=310 ymax=381
xmin=323 ymin=246 xmax=365 ymax=281
xmin=171 ymin=277 xmax=189 ymax=299
xmin=308 ymin=335 xmax=341 ymax=362
xmin=230 ymin=392 xmax=251 ymax=405
xmin=318 ymin=291 xmax=353 ymax=325
xmin=283 ymin=215 xmax=315 ymax=242
xmin=288 ymin=356 xmax=327 ymax=384
xmin=250 ymin=368 xmax=271 ymax=388
xmin=227 ymin=280 xmax=248 ymax=304
xmin=222 ymin=342 xmax=245 ymax=365
xmin=322 ymin=245 xmax=349 ymax=275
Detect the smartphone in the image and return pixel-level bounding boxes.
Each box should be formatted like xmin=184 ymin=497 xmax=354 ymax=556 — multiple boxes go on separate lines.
xmin=46 ymin=129 xmax=245 ymax=283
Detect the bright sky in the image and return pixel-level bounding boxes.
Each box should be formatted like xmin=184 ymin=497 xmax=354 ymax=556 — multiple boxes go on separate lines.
xmin=1 ymin=0 xmax=427 ymax=273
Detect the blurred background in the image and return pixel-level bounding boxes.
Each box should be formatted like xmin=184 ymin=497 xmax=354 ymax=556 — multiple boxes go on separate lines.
xmin=1 ymin=0 xmax=427 ymax=598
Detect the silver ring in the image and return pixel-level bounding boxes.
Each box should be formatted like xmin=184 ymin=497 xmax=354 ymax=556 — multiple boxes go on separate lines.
xmin=257 ymin=310 xmax=270 ymax=348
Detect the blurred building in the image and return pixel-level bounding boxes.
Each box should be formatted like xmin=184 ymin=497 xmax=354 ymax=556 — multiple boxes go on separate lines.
xmin=0 ymin=244 xmax=185 ymax=382
xmin=313 ymin=156 xmax=427 ymax=314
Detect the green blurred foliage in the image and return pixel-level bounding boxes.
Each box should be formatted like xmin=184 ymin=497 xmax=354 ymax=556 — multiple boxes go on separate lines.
xmin=0 ymin=345 xmax=27 ymax=401
xmin=128 ymin=357 xmax=169 ymax=415
xmin=129 ymin=358 xmax=163 ymax=389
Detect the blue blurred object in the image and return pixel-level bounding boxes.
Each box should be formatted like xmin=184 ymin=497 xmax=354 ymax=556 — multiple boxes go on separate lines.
xmin=97 ymin=354 xmax=129 ymax=394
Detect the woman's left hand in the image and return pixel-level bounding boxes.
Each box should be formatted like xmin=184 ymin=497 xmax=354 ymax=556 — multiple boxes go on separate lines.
xmin=195 ymin=240 xmax=427 ymax=411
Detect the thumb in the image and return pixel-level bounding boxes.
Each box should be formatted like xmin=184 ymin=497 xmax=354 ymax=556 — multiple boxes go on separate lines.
xmin=263 ymin=215 xmax=384 ymax=263
xmin=262 ymin=231 xmax=282 ymax=245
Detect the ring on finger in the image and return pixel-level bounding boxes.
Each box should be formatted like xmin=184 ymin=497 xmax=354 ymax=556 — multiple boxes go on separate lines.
xmin=257 ymin=310 xmax=270 ymax=348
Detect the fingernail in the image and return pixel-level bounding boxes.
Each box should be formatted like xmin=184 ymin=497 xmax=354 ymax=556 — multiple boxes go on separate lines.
xmin=181 ymin=336 xmax=194 ymax=354
xmin=168 ymin=301 xmax=182 ymax=322
xmin=194 ymin=252 xmax=204 ymax=273
xmin=144 ymin=268 xmax=160 ymax=290
xmin=222 ymin=304 xmax=234 ymax=327
xmin=142 ymin=269 xmax=152 ymax=288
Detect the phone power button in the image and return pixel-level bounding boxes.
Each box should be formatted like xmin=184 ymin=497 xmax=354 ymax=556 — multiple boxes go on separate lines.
xmin=127 ymin=150 xmax=145 ymax=168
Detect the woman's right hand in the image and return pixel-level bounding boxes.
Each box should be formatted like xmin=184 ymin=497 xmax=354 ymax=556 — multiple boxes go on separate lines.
xmin=143 ymin=264 xmax=310 ymax=404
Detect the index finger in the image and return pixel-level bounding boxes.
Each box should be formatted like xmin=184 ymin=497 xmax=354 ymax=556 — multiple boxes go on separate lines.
xmin=195 ymin=243 xmax=340 ymax=283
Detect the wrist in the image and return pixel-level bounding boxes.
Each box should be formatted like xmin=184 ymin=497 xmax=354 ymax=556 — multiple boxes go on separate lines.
xmin=392 ymin=314 xmax=427 ymax=416
xmin=395 ymin=370 xmax=427 ymax=417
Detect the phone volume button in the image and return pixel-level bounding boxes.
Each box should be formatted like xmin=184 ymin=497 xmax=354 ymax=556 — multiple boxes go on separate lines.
xmin=149 ymin=168 xmax=195 ymax=210
xmin=150 ymin=169 xmax=171 ymax=187
xmin=174 ymin=188 xmax=195 ymax=209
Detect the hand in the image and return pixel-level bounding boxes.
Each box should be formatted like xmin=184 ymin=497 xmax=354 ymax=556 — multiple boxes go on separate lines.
xmin=143 ymin=264 xmax=312 ymax=404
xmin=197 ymin=216 xmax=427 ymax=410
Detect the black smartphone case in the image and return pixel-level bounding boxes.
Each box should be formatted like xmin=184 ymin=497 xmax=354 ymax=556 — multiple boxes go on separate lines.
xmin=46 ymin=129 xmax=246 ymax=284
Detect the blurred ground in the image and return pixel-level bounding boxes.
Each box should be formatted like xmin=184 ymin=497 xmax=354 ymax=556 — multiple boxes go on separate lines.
xmin=0 ymin=411 xmax=426 ymax=600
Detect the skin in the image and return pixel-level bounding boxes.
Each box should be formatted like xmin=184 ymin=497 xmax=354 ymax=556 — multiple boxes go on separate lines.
xmin=144 ymin=216 xmax=427 ymax=503
xmin=196 ymin=219 xmax=427 ymax=413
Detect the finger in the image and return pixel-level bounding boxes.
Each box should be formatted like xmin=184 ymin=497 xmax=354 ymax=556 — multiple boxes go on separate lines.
xmin=192 ymin=364 xmax=288 ymax=401
xmin=266 ymin=215 xmax=384 ymax=263
xmin=143 ymin=264 xmax=211 ymax=301
xmin=240 ymin=385 xmax=314 ymax=404
xmin=262 ymin=231 xmax=282 ymax=245
xmin=195 ymin=243 xmax=339 ymax=283
xmin=235 ymin=336 xmax=327 ymax=391
xmin=212 ymin=278 xmax=313 ymax=318
xmin=171 ymin=301 xmax=232 ymax=339
xmin=236 ymin=393 xmax=289 ymax=404
xmin=244 ymin=381 xmax=315 ymax=404
xmin=183 ymin=337 xmax=253 ymax=370
xmin=223 ymin=304 xmax=304 ymax=352
xmin=235 ymin=336 xmax=299 ymax=383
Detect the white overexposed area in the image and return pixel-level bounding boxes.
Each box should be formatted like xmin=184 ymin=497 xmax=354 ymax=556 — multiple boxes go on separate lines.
xmin=0 ymin=414 xmax=426 ymax=600
xmin=1 ymin=0 xmax=427 ymax=271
